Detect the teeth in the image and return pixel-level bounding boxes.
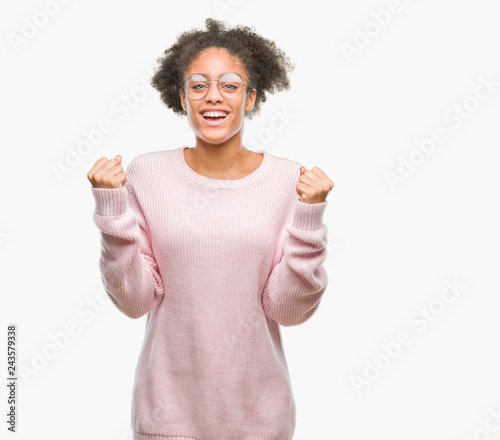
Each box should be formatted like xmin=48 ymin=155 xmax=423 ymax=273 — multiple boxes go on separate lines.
xmin=202 ymin=111 xmax=227 ymax=118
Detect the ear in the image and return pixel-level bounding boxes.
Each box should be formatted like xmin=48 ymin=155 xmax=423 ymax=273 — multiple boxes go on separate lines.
xmin=180 ymin=89 xmax=187 ymax=112
xmin=244 ymin=88 xmax=257 ymax=112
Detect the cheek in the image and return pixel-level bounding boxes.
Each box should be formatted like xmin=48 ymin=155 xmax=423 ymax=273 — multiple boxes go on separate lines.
xmin=232 ymin=102 xmax=246 ymax=120
xmin=187 ymin=107 xmax=199 ymax=124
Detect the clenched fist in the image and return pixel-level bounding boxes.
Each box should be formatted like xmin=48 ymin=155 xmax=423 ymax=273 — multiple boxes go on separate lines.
xmin=87 ymin=154 xmax=126 ymax=189
xmin=296 ymin=166 xmax=334 ymax=204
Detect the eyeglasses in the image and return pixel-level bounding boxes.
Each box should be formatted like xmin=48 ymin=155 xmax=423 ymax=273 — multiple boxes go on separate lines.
xmin=183 ymin=72 xmax=254 ymax=100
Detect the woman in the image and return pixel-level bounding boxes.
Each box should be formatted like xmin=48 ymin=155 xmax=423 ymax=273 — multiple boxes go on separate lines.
xmin=87 ymin=18 xmax=334 ymax=440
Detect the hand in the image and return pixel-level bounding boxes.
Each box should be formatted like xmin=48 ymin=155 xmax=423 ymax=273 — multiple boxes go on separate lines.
xmin=296 ymin=166 xmax=334 ymax=204
xmin=87 ymin=154 xmax=126 ymax=189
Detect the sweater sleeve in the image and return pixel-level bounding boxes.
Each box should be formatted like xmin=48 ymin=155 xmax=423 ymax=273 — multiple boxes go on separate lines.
xmin=90 ymin=162 xmax=165 ymax=319
xmin=261 ymin=199 xmax=329 ymax=327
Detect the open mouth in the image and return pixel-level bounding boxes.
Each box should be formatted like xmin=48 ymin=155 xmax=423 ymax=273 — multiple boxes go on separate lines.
xmin=203 ymin=115 xmax=226 ymax=121
xmin=201 ymin=112 xmax=229 ymax=125
xmin=202 ymin=114 xmax=228 ymax=121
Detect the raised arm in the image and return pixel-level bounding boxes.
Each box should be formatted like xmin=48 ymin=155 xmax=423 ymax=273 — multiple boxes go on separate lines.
xmin=90 ymin=160 xmax=165 ymax=319
xmin=261 ymin=199 xmax=329 ymax=327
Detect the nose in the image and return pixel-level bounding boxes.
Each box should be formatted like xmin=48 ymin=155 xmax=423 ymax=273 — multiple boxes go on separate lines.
xmin=205 ymin=79 xmax=223 ymax=103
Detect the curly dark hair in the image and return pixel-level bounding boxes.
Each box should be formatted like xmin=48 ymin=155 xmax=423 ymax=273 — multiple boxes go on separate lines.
xmin=150 ymin=18 xmax=295 ymax=120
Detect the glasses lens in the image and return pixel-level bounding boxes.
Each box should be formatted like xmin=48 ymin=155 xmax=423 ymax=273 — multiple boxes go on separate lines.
xmin=219 ymin=73 xmax=243 ymax=98
xmin=185 ymin=74 xmax=209 ymax=99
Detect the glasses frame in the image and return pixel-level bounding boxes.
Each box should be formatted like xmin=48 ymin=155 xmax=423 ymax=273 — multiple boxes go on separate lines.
xmin=182 ymin=72 xmax=255 ymax=100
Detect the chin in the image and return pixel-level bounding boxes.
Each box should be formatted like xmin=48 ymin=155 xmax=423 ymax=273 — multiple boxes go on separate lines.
xmin=204 ymin=138 xmax=232 ymax=147
xmin=198 ymin=128 xmax=239 ymax=143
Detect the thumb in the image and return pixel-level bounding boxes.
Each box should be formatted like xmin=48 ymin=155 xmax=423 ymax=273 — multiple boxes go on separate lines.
xmin=115 ymin=154 xmax=122 ymax=165
xmin=297 ymin=166 xmax=306 ymax=199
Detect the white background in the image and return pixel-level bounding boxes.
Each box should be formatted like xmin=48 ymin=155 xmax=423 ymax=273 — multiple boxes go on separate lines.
xmin=1 ymin=1 xmax=500 ymax=439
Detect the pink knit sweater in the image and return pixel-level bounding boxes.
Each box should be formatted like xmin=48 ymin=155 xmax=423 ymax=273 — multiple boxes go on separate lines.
xmin=91 ymin=146 xmax=329 ymax=440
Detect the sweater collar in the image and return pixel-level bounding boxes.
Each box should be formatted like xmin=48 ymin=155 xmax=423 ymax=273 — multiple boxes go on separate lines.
xmin=173 ymin=146 xmax=273 ymax=189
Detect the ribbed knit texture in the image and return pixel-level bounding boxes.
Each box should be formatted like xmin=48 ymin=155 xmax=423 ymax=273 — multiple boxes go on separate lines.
xmin=91 ymin=146 xmax=329 ymax=440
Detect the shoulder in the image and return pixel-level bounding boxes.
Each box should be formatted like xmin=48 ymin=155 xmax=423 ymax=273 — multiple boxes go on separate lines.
xmin=123 ymin=148 xmax=180 ymax=194
xmin=125 ymin=148 xmax=178 ymax=175
xmin=263 ymin=151 xmax=303 ymax=210
xmin=265 ymin=150 xmax=302 ymax=183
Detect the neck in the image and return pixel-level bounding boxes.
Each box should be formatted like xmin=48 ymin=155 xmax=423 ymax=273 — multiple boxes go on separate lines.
xmin=188 ymin=133 xmax=252 ymax=178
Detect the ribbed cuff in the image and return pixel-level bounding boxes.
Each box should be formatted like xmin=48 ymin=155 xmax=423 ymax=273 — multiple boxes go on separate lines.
xmin=91 ymin=186 xmax=128 ymax=216
xmin=291 ymin=199 xmax=328 ymax=230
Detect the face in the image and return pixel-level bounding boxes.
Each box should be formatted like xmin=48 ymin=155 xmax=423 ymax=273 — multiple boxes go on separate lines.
xmin=179 ymin=47 xmax=257 ymax=146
